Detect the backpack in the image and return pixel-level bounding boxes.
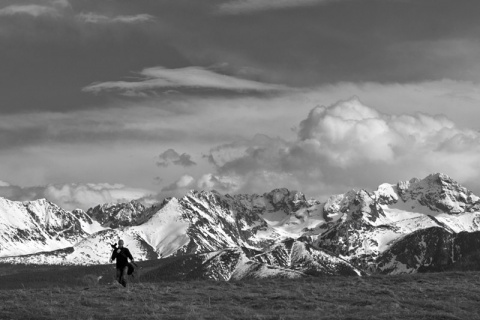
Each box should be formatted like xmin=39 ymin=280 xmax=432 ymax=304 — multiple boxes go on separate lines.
xmin=127 ymin=262 xmax=136 ymax=276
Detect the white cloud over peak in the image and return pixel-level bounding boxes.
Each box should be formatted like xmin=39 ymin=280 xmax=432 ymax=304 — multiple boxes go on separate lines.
xmin=197 ymin=173 xmax=240 ymax=193
xmin=83 ymin=66 xmax=288 ymax=96
xmin=205 ymin=97 xmax=480 ymax=198
xmin=208 ymin=134 xmax=289 ymax=174
xmin=0 ymin=182 xmax=153 ymax=211
xmin=161 ymin=175 xmax=195 ymax=194
xmin=294 ymin=98 xmax=464 ymax=167
xmin=0 ymin=180 xmax=10 ymax=187
xmin=44 ymin=183 xmax=154 ymax=211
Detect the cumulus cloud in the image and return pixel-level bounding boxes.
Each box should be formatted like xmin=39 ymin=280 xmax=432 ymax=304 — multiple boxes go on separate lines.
xmin=83 ymin=66 xmax=288 ymax=96
xmin=45 ymin=183 xmax=155 ymax=211
xmin=0 ymin=180 xmax=10 ymax=187
xmin=76 ymin=12 xmax=154 ymax=24
xmin=205 ymin=97 xmax=480 ymax=198
xmin=293 ymin=97 xmax=468 ymax=169
xmin=197 ymin=173 xmax=240 ymax=193
xmin=153 ymin=177 xmax=163 ymax=185
xmin=208 ymin=134 xmax=289 ymax=175
xmin=156 ymin=149 xmax=196 ymax=167
xmin=161 ymin=175 xmax=195 ymax=193
xmin=0 ymin=182 xmax=153 ymax=211
xmin=0 ymin=184 xmax=45 ymax=202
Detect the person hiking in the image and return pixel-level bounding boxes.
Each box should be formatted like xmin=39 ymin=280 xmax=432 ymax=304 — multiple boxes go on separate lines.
xmin=110 ymin=239 xmax=134 ymax=287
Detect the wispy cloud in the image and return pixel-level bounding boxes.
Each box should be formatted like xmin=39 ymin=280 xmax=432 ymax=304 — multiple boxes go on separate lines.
xmin=0 ymin=2 xmax=153 ymax=26
xmin=83 ymin=66 xmax=288 ymax=96
xmin=77 ymin=12 xmax=154 ymax=24
xmin=0 ymin=0 xmax=69 ymax=17
xmin=218 ymin=0 xmax=334 ymax=14
xmin=0 ymin=4 xmax=59 ymax=17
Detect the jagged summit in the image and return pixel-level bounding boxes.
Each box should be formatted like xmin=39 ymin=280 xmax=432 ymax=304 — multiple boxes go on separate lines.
xmin=373 ymin=173 xmax=480 ymax=214
xmin=87 ymin=200 xmax=151 ymax=228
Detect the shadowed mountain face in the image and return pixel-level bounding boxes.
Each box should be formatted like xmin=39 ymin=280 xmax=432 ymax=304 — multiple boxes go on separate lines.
xmin=86 ymin=201 xmax=149 ymax=228
xmin=140 ymin=247 xmax=308 ymax=281
xmin=376 ymin=228 xmax=480 ymax=274
xmin=1 ymin=173 xmax=480 ymax=278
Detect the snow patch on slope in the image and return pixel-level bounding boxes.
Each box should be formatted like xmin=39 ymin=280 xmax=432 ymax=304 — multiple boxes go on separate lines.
xmin=131 ymin=198 xmax=190 ymax=257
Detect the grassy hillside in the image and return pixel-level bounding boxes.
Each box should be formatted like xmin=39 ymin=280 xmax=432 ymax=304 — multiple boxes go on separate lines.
xmin=1 ymin=262 xmax=480 ymax=320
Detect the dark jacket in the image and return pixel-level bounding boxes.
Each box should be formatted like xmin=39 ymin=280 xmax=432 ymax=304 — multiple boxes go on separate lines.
xmin=111 ymin=247 xmax=133 ymax=269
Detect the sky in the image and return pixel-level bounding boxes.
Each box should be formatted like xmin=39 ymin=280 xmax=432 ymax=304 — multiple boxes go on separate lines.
xmin=1 ymin=0 xmax=480 ymax=210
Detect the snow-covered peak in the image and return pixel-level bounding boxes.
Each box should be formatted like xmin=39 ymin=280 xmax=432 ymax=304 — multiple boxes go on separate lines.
xmin=374 ymin=183 xmax=399 ymax=205
xmin=259 ymin=188 xmax=318 ymax=216
xmin=184 ymin=189 xmax=226 ymax=207
xmin=322 ymin=188 xmax=385 ymax=224
xmin=323 ymin=190 xmax=355 ymax=221
xmin=396 ymin=173 xmax=480 ymax=214
xmin=0 ymin=196 xmax=103 ymax=257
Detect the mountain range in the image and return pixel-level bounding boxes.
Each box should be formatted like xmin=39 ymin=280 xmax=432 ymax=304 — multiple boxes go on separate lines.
xmin=1 ymin=173 xmax=479 ymax=279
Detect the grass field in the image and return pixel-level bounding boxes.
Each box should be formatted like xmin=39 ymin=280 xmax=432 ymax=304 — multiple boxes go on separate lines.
xmin=1 ymin=262 xmax=480 ymax=320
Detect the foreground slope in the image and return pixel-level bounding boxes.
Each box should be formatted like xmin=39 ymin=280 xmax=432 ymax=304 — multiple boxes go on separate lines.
xmin=1 ymin=270 xmax=480 ymax=320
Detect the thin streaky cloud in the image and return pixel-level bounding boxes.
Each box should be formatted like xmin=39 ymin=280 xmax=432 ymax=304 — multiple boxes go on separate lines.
xmin=0 ymin=4 xmax=58 ymax=17
xmin=51 ymin=0 xmax=70 ymax=7
xmin=77 ymin=12 xmax=155 ymax=24
xmin=218 ymin=0 xmax=335 ymax=14
xmin=83 ymin=66 xmax=288 ymax=96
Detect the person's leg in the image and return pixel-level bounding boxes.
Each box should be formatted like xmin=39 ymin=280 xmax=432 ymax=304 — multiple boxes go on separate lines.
xmin=120 ymin=266 xmax=128 ymax=287
xmin=116 ymin=268 xmax=122 ymax=284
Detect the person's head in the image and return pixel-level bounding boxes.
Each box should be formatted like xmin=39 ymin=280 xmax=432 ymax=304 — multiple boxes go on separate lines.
xmin=118 ymin=240 xmax=124 ymax=248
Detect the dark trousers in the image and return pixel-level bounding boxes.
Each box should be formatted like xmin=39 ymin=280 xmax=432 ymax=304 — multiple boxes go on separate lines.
xmin=116 ymin=266 xmax=128 ymax=285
